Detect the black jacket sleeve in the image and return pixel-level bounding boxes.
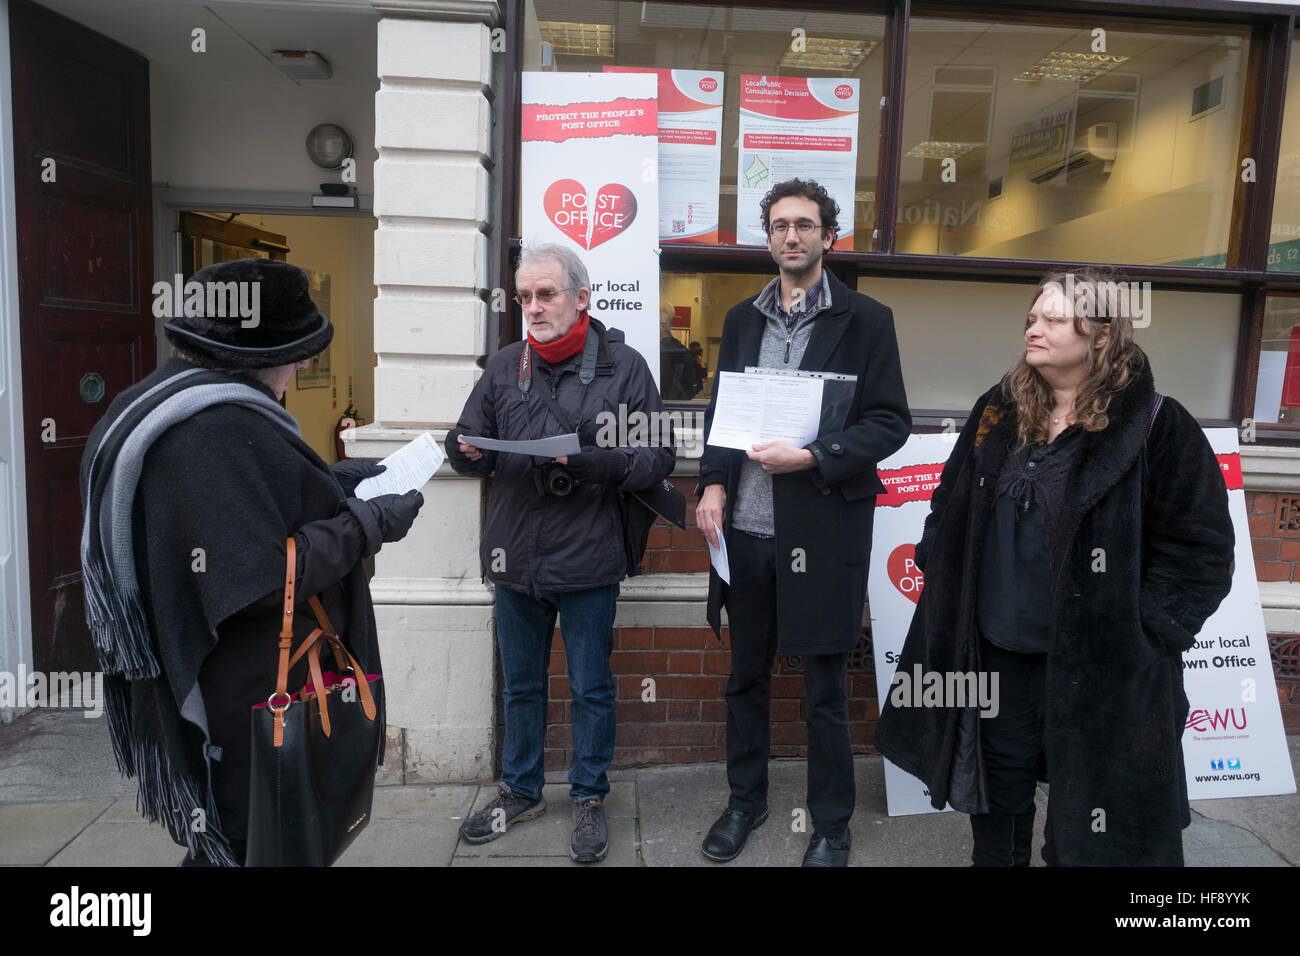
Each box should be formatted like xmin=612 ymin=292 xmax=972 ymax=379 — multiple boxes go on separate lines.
xmin=615 ymin=346 xmax=677 ymax=492
xmin=696 ymin=303 xmax=744 ymax=495
xmin=444 ymin=366 xmax=499 ymax=478
xmin=238 ymin=502 xmax=381 ymax=614
xmin=1138 ymin=396 xmax=1235 ymax=652
xmin=805 ymin=305 xmax=912 ymax=487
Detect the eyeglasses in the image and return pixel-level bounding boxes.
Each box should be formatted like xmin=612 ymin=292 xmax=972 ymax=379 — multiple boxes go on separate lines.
xmin=514 ymin=287 xmax=571 ymax=307
xmin=768 ymin=220 xmax=823 ymax=238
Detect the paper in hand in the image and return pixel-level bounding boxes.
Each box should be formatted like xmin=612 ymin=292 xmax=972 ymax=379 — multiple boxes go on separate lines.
xmin=708 ymin=522 xmax=730 ymax=585
xmin=461 ymin=432 xmax=581 ymax=457
xmin=354 ymin=432 xmax=445 ymax=500
xmin=706 ymin=371 xmax=823 ymax=451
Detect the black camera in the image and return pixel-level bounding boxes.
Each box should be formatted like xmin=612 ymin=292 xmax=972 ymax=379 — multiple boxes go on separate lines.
xmin=534 ymin=462 xmax=577 ymax=497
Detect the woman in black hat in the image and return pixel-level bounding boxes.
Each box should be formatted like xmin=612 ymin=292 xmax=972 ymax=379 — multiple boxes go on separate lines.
xmin=80 ymin=258 xmax=424 ymax=866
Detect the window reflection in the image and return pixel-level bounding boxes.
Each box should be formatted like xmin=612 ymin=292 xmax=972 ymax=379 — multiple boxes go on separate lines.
xmin=899 ymin=17 xmax=1250 ymax=265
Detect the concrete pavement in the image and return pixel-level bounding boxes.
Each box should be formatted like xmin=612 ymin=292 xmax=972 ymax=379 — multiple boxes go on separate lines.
xmin=2 ymin=710 xmax=1295 ymax=867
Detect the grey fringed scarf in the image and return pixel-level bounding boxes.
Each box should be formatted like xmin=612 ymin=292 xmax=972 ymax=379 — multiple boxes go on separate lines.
xmin=80 ymin=363 xmax=300 ymax=865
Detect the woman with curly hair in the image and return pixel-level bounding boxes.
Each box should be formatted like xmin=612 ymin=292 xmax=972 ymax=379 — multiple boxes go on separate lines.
xmin=875 ymin=267 xmax=1234 ymax=866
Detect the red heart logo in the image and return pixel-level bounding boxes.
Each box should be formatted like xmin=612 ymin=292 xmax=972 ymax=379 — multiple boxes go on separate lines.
xmin=588 ymin=183 xmax=637 ymax=249
xmin=543 ymin=178 xmax=590 ymax=248
xmin=542 ymin=180 xmax=637 ymax=249
xmin=887 ymin=543 xmax=924 ymax=604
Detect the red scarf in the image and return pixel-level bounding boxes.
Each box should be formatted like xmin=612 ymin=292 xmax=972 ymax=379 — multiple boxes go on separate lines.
xmin=528 ymin=310 xmax=590 ymax=364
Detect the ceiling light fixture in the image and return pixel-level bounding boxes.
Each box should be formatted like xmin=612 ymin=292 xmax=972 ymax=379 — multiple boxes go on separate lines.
xmin=906 ymin=141 xmax=983 ymax=160
xmin=1015 ymin=51 xmax=1129 ymax=83
xmin=537 ymin=21 xmax=615 ymax=57
xmin=779 ymin=37 xmax=879 ymax=72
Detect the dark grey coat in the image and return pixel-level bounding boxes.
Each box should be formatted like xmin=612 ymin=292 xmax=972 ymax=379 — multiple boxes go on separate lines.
xmin=874 ymin=356 xmax=1234 ymax=865
xmin=698 ymin=269 xmax=911 ymax=655
xmin=445 ymin=316 xmax=676 ymax=595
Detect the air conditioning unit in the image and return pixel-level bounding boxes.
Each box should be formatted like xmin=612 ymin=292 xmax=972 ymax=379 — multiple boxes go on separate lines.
xmin=1027 ymin=123 xmax=1118 ymax=184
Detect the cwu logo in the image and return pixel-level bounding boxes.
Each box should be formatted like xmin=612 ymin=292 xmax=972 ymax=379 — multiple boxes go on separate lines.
xmin=1185 ymin=707 xmax=1247 ymax=732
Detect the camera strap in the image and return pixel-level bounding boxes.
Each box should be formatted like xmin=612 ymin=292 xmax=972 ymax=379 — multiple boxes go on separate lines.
xmin=518 ymin=323 xmax=600 ymax=397
xmin=518 ymin=323 xmax=600 ymax=440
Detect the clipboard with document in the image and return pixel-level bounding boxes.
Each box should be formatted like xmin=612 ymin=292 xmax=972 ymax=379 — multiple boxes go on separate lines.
xmin=744 ymin=366 xmax=857 ymax=436
xmin=705 ymin=367 xmax=857 ymax=451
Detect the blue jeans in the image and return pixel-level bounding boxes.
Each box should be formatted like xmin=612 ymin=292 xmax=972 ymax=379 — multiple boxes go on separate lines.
xmin=493 ymin=583 xmax=618 ymax=803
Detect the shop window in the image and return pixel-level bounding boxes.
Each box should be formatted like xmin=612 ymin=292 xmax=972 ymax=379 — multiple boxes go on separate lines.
xmin=1268 ymin=40 xmax=1300 ymax=272
xmin=900 ymin=16 xmax=1251 ymax=266
xmin=859 ymin=275 xmax=1237 ymax=421
xmin=522 ymin=0 xmax=885 ymax=251
xmin=1253 ymin=295 xmax=1300 ymax=424
xmin=659 ymin=271 xmax=771 ymax=403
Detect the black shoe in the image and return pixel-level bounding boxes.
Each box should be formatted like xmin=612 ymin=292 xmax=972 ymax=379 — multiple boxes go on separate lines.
xmin=801 ymin=830 xmax=851 ymax=867
xmin=571 ymin=798 xmax=609 ymax=863
xmin=459 ymin=784 xmax=546 ymax=844
xmin=700 ymin=806 xmax=769 ymax=862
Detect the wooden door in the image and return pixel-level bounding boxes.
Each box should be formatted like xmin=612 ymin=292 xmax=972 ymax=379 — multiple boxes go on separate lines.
xmin=10 ymin=0 xmax=154 ymax=672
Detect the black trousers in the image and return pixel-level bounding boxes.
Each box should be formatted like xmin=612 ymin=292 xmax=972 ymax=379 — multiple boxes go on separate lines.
xmin=724 ymin=528 xmax=855 ymax=838
xmin=971 ymin=634 xmax=1047 ymax=865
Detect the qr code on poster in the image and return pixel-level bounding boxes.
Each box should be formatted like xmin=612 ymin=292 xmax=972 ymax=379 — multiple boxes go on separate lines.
xmin=671 ymin=219 xmax=685 ymax=234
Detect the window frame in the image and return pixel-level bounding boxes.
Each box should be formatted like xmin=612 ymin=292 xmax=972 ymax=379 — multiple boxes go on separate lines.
xmin=501 ymin=0 xmax=1300 ymax=443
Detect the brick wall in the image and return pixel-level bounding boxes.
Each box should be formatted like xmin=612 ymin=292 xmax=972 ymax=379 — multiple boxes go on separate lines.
xmin=540 ymin=484 xmax=1300 ymax=773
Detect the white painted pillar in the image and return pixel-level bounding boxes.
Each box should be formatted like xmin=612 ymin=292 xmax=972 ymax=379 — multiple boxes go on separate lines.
xmin=0 ymin=0 xmax=34 ymax=722
xmin=349 ymin=1 xmax=500 ymax=781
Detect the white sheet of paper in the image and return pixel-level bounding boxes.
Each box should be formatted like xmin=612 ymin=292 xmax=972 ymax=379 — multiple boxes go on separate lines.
xmin=706 ymin=371 xmax=824 ymax=451
xmin=461 ymin=432 xmax=582 ymax=457
xmin=708 ymin=522 xmax=730 ymax=584
xmin=354 ymin=432 xmax=445 ymax=500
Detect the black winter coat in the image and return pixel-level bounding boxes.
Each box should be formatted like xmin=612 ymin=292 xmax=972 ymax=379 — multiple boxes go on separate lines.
xmin=874 ymin=357 xmax=1234 ymax=866
xmin=445 ymin=316 xmax=676 ymax=595
xmin=699 ymin=269 xmax=911 ymax=655
xmin=99 ymin=359 xmax=385 ymax=858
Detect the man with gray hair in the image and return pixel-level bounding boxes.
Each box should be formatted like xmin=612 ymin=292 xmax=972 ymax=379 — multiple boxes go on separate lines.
xmin=445 ymin=243 xmax=675 ymax=863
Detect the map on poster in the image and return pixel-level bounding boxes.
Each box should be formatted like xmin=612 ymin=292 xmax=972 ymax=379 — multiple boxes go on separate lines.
xmin=736 ymin=75 xmax=859 ymax=248
xmin=868 ymin=430 xmax=1296 ymax=816
xmin=520 ymin=72 xmax=660 ymax=385
xmin=605 ymin=67 xmax=724 ymax=244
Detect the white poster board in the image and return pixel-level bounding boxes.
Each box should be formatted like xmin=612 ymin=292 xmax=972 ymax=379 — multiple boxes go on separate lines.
xmin=1181 ymin=429 xmax=1296 ymax=800
xmin=736 ymin=75 xmax=859 ymax=249
xmin=521 ymin=72 xmax=661 ymax=384
xmin=869 ymin=433 xmax=957 ymax=815
xmin=869 ymin=430 xmax=1296 ymax=816
xmin=605 ymin=67 xmax=723 ymax=244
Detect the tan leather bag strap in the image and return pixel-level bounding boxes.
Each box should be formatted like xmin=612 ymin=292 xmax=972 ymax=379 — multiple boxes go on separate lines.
xmin=272 ymin=537 xmax=376 ymax=744
xmin=270 ymin=537 xmax=298 ymax=747
xmin=306 ymin=636 xmax=331 ymax=737
xmin=309 ymin=595 xmax=334 ymax=633
xmin=309 ymin=596 xmax=350 ymax=672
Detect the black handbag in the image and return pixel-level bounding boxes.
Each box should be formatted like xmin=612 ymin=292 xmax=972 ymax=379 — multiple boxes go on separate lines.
xmin=245 ymin=537 xmax=384 ymax=867
xmin=622 ymin=479 xmax=687 ymax=576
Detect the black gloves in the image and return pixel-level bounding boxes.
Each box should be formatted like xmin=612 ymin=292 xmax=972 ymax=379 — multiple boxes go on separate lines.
xmin=366 ymin=490 xmax=424 ymax=543
xmin=563 ymin=446 xmax=631 ymax=485
xmin=331 ymin=458 xmax=386 ymax=497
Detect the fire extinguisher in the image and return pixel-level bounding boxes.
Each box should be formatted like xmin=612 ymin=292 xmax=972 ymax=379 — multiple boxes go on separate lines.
xmin=335 ymin=403 xmax=365 ymax=462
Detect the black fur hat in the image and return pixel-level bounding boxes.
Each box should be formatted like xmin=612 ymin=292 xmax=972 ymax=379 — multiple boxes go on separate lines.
xmin=163 ymin=258 xmax=333 ymax=369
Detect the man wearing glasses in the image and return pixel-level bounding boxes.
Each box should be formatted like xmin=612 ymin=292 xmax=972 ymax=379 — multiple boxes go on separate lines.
xmin=444 ymin=243 xmax=675 ymax=863
xmin=696 ymin=179 xmax=910 ymax=866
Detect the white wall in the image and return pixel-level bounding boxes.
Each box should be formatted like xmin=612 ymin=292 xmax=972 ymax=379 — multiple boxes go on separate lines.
xmin=861 ymin=276 xmax=1239 ymax=420
xmin=151 ymin=77 xmax=377 ymax=195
